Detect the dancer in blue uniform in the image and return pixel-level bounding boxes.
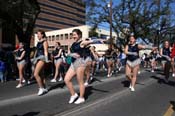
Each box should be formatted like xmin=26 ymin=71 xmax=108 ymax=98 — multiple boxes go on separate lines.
xmin=33 ymin=30 xmax=49 ymax=96
xmin=84 ymin=45 xmax=93 ymax=87
xmin=64 ymin=29 xmax=103 ymax=104
xmin=50 ymin=42 xmax=63 ymax=82
xmin=105 ymin=44 xmax=115 ymax=77
xmin=125 ymin=35 xmax=156 ymax=91
xmin=160 ymin=41 xmax=172 ymax=82
xmin=14 ymin=42 xmax=26 ymax=88
xmin=90 ymin=46 xmax=99 ymax=80
xmin=150 ymin=49 xmax=159 ymax=72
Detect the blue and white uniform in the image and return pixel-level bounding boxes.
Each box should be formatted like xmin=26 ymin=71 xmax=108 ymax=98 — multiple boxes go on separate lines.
xmin=105 ymin=48 xmax=114 ymax=62
xmin=52 ymin=48 xmax=63 ymax=64
xmin=16 ymin=48 xmax=26 ymax=66
xmin=90 ymin=49 xmax=98 ymax=62
xmin=34 ymin=40 xmax=47 ymax=63
xmin=70 ymin=41 xmax=86 ymax=71
xmin=84 ymin=46 xmax=92 ymax=63
xmin=126 ymin=44 xmax=141 ymax=67
xmin=161 ymin=47 xmax=171 ymax=64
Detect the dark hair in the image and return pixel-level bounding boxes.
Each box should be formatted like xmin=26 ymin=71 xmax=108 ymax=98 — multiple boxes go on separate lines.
xmin=85 ymin=38 xmax=90 ymax=41
xmin=56 ymin=42 xmax=61 ymax=46
xmin=38 ymin=29 xmax=46 ymax=38
xmin=19 ymin=42 xmax=26 ymax=49
xmin=72 ymin=29 xmax=82 ymax=38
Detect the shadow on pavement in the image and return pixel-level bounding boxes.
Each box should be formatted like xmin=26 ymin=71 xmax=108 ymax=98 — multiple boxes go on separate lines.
xmin=155 ymin=69 xmax=163 ymax=72
xmin=48 ymin=82 xmax=65 ymax=91
xmin=12 ymin=111 xmax=40 ymax=116
xmin=151 ymin=75 xmax=175 ymax=86
xmin=135 ymin=82 xmax=145 ymax=86
xmin=121 ymin=80 xmax=145 ymax=88
xmin=157 ymin=72 xmax=165 ymax=76
xmin=84 ymin=86 xmax=109 ymax=100
xmin=90 ymin=77 xmax=103 ymax=84
xmin=121 ymin=80 xmax=130 ymax=88
xmin=145 ymin=69 xmax=151 ymax=72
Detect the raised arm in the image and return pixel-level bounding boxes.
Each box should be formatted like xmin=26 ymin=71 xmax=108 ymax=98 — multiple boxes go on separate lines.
xmin=80 ymin=39 xmax=105 ymax=48
xmin=138 ymin=44 xmax=157 ymax=50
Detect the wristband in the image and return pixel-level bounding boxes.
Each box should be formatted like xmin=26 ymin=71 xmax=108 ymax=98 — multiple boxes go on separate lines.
xmin=145 ymin=45 xmax=153 ymax=49
xmin=92 ymin=39 xmax=100 ymax=43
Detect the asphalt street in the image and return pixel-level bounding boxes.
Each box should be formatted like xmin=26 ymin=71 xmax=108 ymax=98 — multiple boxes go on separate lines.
xmin=0 ymin=68 xmax=175 ymax=116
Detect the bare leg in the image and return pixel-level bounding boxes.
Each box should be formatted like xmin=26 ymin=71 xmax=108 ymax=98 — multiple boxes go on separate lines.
xmin=125 ymin=64 xmax=132 ymax=81
xmin=76 ymin=66 xmax=86 ymax=98
xmin=85 ymin=61 xmax=92 ymax=82
xmin=91 ymin=61 xmax=96 ymax=76
xmin=17 ymin=64 xmax=25 ymax=85
xmin=64 ymin=67 xmax=76 ymax=96
xmin=171 ymin=59 xmax=175 ymax=76
xmin=107 ymin=60 xmax=113 ymax=77
xmin=53 ymin=61 xmax=62 ymax=80
xmin=131 ymin=65 xmax=139 ymax=88
xmin=34 ymin=61 xmax=45 ymax=88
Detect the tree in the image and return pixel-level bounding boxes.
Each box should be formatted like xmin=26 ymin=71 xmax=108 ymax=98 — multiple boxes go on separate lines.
xmin=86 ymin=0 xmax=175 ymax=47
xmin=0 ymin=0 xmax=40 ymax=77
xmin=0 ymin=0 xmax=40 ymax=47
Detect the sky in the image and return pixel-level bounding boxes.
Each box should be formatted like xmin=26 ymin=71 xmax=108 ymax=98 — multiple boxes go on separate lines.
xmin=85 ymin=0 xmax=175 ymax=31
xmin=85 ymin=0 xmax=121 ymax=31
xmin=84 ymin=0 xmax=175 ymax=45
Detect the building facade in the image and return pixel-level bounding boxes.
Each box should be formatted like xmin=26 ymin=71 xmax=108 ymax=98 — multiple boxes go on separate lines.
xmin=0 ymin=0 xmax=86 ymax=48
xmin=35 ymin=0 xmax=86 ymax=31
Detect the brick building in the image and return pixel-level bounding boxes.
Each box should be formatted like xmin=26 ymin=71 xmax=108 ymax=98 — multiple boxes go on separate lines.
xmin=0 ymin=0 xmax=86 ymax=48
xmin=35 ymin=0 xmax=85 ymax=31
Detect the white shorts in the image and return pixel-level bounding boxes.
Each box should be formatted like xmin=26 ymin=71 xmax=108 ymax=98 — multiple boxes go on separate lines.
xmin=17 ymin=60 xmax=26 ymax=66
xmin=126 ymin=58 xmax=141 ymax=68
xmin=54 ymin=58 xmax=63 ymax=64
xmin=70 ymin=58 xmax=86 ymax=71
xmin=84 ymin=56 xmax=92 ymax=63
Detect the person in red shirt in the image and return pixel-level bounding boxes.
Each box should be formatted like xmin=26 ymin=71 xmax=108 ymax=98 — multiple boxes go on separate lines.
xmin=170 ymin=43 xmax=175 ymax=77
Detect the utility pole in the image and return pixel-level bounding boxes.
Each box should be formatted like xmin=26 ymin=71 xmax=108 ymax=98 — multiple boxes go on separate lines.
xmin=108 ymin=0 xmax=112 ymax=48
xmin=157 ymin=0 xmax=160 ymax=50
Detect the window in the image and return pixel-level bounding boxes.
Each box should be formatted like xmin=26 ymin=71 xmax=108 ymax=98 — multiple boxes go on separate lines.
xmin=60 ymin=34 xmax=63 ymax=40
xmin=56 ymin=35 xmax=59 ymax=40
xmin=62 ymin=45 xmax=68 ymax=53
xmin=65 ymin=33 xmax=68 ymax=39
xmin=48 ymin=36 xmax=51 ymax=41
xmin=70 ymin=33 xmax=72 ymax=39
xmin=52 ymin=35 xmax=55 ymax=41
